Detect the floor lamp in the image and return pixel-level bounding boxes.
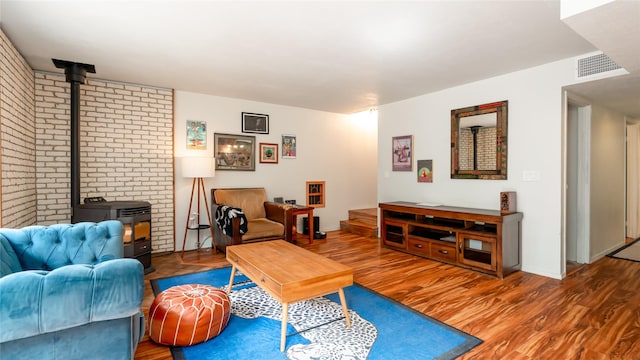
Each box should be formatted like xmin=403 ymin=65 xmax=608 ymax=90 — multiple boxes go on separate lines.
xmin=181 ymin=156 xmax=216 ymax=256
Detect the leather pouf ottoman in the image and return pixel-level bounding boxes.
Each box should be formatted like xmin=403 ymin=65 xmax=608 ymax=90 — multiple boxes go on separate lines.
xmin=149 ymin=284 xmax=231 ymax=346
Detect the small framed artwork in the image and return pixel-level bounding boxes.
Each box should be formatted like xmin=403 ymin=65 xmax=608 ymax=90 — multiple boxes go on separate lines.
xmin=417 ymin=159 xmax=433 ymax=183
xmin=259 ymin=143 xmax=278 ymax=164
xmin=242 ymin=112 xmax=269 ymax=134
xmin=392 ymin=135 xmax=413 ymax=171
xmin=186 ymin=120 xmax=207 ymax=150
xmin=214 ymin=133 xmax=256 ymax=171
xmin=282 ymin=134 xmax=296 ymax=159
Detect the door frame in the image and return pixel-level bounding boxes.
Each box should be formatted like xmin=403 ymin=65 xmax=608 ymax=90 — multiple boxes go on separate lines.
xmin=562 ymin=91 xmax=591 ymax=276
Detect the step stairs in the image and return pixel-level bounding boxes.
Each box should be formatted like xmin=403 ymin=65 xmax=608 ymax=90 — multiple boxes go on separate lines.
xmin=339 ymin=208 xmax=378 ymax=238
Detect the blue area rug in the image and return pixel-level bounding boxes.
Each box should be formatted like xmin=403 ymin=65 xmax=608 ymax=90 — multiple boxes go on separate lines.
xmin=151 ymin=267 xmax=482 ymax=360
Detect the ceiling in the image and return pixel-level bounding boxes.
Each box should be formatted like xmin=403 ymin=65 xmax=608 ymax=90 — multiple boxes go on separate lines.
xmin=1 ymin=0 xmax=638 ymax=116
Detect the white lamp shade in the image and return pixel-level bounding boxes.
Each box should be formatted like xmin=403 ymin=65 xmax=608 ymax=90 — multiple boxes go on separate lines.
xmin=181 ymin=156 xmax=215 ymax=178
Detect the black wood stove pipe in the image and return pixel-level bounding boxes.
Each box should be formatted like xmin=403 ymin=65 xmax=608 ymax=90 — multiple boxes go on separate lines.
xmin=52 ymin=59 xmax=96 ymax=221
xmin=469 ymin=126 xmax=482 ymax=171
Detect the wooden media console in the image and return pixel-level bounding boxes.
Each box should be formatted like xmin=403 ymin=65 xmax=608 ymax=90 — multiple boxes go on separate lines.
xmin=379 ymin=201 xmax=523 ymax=279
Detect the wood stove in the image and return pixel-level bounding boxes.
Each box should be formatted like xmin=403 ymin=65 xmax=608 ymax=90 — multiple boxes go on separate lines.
xmin=74 ymin=201 xmax=154 ymax=274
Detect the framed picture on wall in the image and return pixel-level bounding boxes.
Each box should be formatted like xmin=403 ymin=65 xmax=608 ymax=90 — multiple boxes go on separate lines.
xmin=259 ymin=143 xmax=278 ymax=164
xmin=214 ymin=133 xmax=256 ymax=171
xmin=417 ymin=159 xmax=433 ymax=183
xmin=242 ymin=112 xmax=269 ymax=134
xmin=392 ymin=135 xmax=413 ymax=171
xmin=282 ymin=134 xmax=296 ymax=159
xmin=186 ymin=120 xmax=207 ymax=150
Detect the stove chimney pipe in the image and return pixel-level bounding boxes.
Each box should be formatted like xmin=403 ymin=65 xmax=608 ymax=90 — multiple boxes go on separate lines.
xmin=52 ymin=59 xmax=96 ymax=222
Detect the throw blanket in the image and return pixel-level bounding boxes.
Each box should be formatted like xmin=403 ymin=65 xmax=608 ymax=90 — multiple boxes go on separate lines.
xmin=215 ymin=206 xmax=248 ymax=236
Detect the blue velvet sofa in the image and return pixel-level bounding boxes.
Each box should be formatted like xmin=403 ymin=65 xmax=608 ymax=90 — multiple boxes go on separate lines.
xmin=0 ymin=220 xmax=145 ymax=360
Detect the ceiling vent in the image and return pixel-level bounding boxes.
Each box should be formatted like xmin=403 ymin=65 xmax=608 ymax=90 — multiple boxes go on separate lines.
xmin=575 ymin=52 xmax=626 ymax=80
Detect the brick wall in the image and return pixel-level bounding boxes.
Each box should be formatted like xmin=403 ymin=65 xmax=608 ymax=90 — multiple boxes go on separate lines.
xmin=0 ymin=29 xmax=37 ymax=228
xmin=459 ymin=127 xmax=496 ymax=171
xmin=459 ymin=128 xmax=473 ymax=170
xmin=477 ymin=127 xmax=496 ymax=170
xmin=34 ymin=73 xmax=175 ymax=252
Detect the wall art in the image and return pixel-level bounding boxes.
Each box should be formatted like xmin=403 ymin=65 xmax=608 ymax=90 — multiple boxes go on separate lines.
xmin=214 ymin=133 xmax=256 ymax=171
xmin=259 ymin=143 xmax=278 ymax=164
xmin=242 ymin=112 xmax=269 ymax=134
xmin=417 ymin=159 xmax=433 ymax=183
xmin=282 ymin=134 xmax=297 ymax=159
xmin=392 ymin=135 xmax=413 ymax=171
xmin=186 ymin=120 xmax=207 ymax=150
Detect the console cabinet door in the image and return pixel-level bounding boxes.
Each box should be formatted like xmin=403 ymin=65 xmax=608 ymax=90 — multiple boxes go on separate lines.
xmin=457 ymin=232 xmax=497 ymax=272
xmin=382 ymin=220 xmax=407 ymax=249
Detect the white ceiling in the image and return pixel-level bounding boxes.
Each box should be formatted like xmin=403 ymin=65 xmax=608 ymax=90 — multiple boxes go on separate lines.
xmin=561 ymin=0 xmax=640 ymax=120
xmin=1 ymin=0 xmax=638 ymax=116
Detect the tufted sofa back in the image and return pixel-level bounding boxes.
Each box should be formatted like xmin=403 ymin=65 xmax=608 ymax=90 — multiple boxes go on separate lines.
xmin=0 ymin=220 xmax=124 ymax=276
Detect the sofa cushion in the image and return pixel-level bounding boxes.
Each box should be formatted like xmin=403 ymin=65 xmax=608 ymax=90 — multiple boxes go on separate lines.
xmin=242 ymin=218 xmax=284 ymax=241
xmin=0 ymin=258 xmax=144 ymax=343
xmin=214 ymin=188 xmax=267 ymax=220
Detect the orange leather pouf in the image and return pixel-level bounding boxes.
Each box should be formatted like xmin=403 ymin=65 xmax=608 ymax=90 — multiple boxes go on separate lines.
xmin=149 ymin=284 xmax=231 ymax=346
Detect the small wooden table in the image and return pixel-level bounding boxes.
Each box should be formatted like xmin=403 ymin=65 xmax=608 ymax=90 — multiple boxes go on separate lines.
xmin=290 ymin=205 xmax=314 ymax=244
xmin=226 ymin=240 xmax=353 ymax=351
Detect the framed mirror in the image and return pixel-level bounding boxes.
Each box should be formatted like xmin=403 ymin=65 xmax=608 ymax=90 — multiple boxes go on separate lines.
xmin=451 ymin=100 xmax=508 ymax=179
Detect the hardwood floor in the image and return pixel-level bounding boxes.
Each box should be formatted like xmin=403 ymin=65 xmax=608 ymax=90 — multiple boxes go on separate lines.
xmin=135 ymin=231 xmax=640 ymax=359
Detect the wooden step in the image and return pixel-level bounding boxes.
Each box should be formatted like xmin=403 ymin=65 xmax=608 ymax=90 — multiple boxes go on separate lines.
xmin=340 ymin=208 xmax=378 ymax=238
xmin=340 ymin=219 xmax=378 ymax=238
xmin=347 ymin=208 xmax=377 ymax=226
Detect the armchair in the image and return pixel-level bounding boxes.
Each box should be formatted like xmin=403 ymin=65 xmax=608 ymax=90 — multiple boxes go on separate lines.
xmin=0 ymin=220 xmax=145 ymax=360
xmin=211 ymin=188 xmax=293 ymax=251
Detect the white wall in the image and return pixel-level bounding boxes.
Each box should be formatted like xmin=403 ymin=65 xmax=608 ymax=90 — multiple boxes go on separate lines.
xmin=589 ymin=103 xmax=626 ymax=259
xmin=174 ymin=91 xmax=378 ymax=251
xmin=378 ymin=58 xmax=580 ymax=279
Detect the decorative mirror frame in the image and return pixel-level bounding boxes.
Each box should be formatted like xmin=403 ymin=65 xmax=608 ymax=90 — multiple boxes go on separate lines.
xmin=451 ymin=100 xmax=508 ymax=180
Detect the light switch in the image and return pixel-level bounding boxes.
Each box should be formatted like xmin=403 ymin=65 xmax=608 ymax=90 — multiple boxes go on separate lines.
xmin=522 ymin=170 xmax=540 ymax=182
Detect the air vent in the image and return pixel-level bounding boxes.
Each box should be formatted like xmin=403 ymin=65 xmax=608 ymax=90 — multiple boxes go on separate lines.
xmin=119 ymin=206 xmax=152 ymax=217
xmin=576 ymin=52 xmax=623 ymax=79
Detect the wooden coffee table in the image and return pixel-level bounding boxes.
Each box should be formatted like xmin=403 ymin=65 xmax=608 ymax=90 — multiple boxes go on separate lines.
xmin=226 ymin=240 xmax=353 ymax=351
